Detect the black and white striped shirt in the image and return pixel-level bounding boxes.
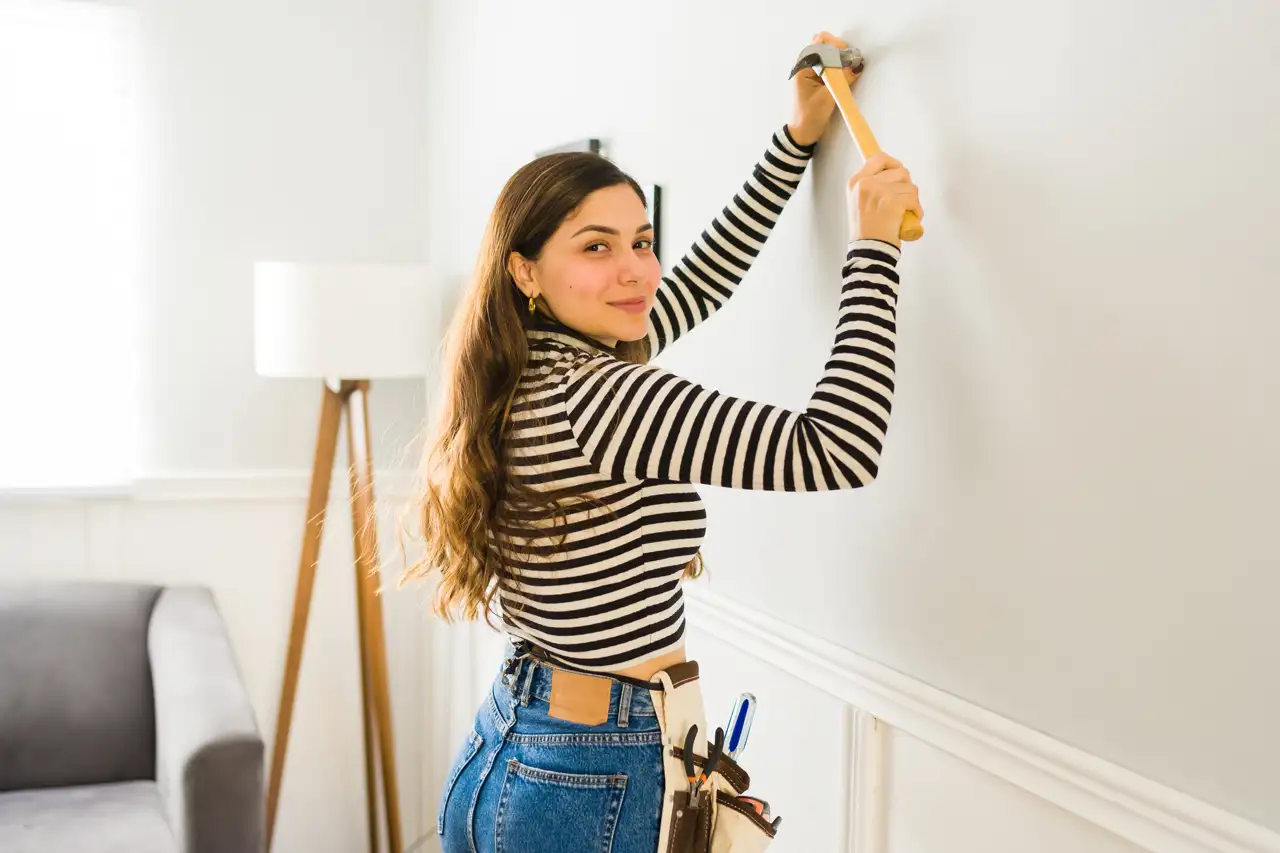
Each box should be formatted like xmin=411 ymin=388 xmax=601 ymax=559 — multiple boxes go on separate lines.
xmin=493 ymin=124 xmax=902 ymax=672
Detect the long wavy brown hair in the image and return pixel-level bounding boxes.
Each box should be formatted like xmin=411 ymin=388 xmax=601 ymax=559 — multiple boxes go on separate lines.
xmin=399 ymin=150 xmax=704 ymax=629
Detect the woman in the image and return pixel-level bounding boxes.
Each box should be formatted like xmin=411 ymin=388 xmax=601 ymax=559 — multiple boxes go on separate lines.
xmin=409 ymin=31 xmax=920 ymax=853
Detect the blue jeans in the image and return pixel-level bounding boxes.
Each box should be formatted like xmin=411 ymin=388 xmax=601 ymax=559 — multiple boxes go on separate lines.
xmin=436 ymin=641 xmax=665 ymax=853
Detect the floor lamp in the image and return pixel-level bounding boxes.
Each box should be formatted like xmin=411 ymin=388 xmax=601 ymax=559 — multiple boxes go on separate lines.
xmin=253 ymin=261 xmax=433 ymax=853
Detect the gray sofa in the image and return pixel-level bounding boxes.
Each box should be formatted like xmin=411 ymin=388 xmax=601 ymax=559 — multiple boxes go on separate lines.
xmin=0 ymin=581 xmax=265 ymax=853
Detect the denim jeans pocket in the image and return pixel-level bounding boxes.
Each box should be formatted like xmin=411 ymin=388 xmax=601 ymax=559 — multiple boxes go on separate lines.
xmin=436 ymin=728 xmax=484 ymax=835
xmin=493 ymin=758 xmax=628 ymax=853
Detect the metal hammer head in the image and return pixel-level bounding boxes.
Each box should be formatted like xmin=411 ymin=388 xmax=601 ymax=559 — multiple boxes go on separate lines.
xmin=789 ymin=43 xmax=864 ymax=79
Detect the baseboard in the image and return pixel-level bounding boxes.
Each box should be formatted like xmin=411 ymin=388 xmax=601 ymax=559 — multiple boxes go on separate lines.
xmin=682 ymin=584 xmax=1280 ymax=853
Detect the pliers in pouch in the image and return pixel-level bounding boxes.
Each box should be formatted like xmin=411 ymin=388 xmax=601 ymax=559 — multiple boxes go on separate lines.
xmin=681 ymin=724 xmax=726 ymax=801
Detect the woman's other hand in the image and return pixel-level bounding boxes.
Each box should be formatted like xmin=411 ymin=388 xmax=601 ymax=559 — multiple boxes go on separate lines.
xmin=847 ymin=153 xmax=923 ymax=248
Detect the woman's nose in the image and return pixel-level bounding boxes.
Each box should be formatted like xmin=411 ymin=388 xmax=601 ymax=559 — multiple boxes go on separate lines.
xmin=619 ymin=246 xmax=650 ymax=281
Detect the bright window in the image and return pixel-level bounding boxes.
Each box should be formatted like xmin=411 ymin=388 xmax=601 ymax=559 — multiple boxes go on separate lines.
xmin=0 ymin=0 xmax=142 ymax=491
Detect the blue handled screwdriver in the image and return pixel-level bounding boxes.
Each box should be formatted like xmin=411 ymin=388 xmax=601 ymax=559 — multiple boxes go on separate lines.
xmin=724 ymin=693 xmax=756 ymax=760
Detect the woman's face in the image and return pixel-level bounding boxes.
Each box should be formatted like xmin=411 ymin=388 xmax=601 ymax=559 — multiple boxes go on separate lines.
xmin=509 ymin=184 xmax=661 ymax=347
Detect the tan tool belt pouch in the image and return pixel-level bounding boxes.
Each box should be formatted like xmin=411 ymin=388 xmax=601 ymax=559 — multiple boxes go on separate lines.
xmin=650 ymin=661 xmax=779 ymax=853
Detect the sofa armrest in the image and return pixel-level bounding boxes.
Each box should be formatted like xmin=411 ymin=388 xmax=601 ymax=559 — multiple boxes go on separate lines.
xmin=149 ymin=586 xmax=265 ymax=853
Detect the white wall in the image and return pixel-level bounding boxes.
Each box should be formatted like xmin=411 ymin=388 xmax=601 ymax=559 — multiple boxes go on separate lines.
xmin=419 ymin=0 xmax=1280 ymax=845
xmin=135 ymin=0 xmax=432 ymax=474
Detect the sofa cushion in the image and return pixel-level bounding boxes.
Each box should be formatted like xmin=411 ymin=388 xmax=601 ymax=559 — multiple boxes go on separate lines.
xmin=0 ymin=780 xmax=177 ymax=853
xmin=0 ymin=582 xmax=161 ymax=791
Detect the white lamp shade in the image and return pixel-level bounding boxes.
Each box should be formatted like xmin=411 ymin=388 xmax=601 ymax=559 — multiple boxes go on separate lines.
xmin=254 ymin=262 xmax=434 ymax=379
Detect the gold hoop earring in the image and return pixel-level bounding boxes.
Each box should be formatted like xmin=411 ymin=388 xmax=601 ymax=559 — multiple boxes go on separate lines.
xmin=528 ymin=294 xmax=537 ymax=315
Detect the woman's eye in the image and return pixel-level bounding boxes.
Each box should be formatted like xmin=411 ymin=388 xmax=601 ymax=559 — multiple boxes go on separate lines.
xmin=585 ymin=239 xmax=654 ymax=253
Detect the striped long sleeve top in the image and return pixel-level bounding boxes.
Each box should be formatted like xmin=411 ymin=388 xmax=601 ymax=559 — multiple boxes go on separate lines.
xmin=493 ymin=124 xmax=903 ymax=673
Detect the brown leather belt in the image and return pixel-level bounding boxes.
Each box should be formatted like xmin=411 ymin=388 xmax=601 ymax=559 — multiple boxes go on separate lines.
xmin=506 ymin=638 xmax=668 ymax=690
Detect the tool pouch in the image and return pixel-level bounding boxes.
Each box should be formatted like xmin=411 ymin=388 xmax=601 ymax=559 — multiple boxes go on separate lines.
xmin=650 ymin=662 xmax=780 ymax=853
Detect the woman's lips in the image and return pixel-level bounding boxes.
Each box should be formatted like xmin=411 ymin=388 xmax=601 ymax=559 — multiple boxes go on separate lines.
xmin=609 ymin=298 xmax=647 ymax=314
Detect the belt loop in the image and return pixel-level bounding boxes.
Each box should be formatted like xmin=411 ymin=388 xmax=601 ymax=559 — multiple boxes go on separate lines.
xmin=502 ymin=654 xmax=524 ymax=692
xmin=517 ymin=656 xmax=538 ymax=706
xmin=617 ymin=682 xmax=632 ymax=728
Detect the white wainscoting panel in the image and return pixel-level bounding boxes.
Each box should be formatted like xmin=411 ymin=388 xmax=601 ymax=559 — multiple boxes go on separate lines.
xmin=682 ymin=583 xmax=1280 ymax=853
xmin=852 ymin=708 xmax=887 ymax=853
xmin=884 ymin=726 xmax=1151 ymax=853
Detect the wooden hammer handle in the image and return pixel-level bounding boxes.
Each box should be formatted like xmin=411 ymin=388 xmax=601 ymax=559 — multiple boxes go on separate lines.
xmin=821 ymin=67 xmax=924 ymax=242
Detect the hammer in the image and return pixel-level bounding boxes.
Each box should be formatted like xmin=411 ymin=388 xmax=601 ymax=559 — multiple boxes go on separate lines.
xmin=790 ymin=42 xmax=924 ymax=242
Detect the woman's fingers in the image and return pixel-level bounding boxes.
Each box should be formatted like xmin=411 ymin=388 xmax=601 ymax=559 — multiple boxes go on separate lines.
xmin=851 ymin=159 xmax=924 ymax=222
xmin=813 ymin=31 xmax=848 ymax=49
xmin=887 ymin=186 xmax=924 ymax=220
xmin=855 ymin=154 xmax=904 ymax=180
xmin=869 ymin=166 xmax=911 ymax=184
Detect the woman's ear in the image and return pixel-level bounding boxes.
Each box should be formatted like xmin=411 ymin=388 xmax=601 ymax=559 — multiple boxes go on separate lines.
xmin=507 ymin=251 xmax=535 ymax=296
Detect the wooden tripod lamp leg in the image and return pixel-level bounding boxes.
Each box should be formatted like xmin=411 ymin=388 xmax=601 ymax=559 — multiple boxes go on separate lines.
xmin=345 ymin=379 xmax=404 ymax=853
xmin=348 ymin=383 xmax=381 ymax=853
xmin=266 ymin=382 xmax=345 ymax=851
